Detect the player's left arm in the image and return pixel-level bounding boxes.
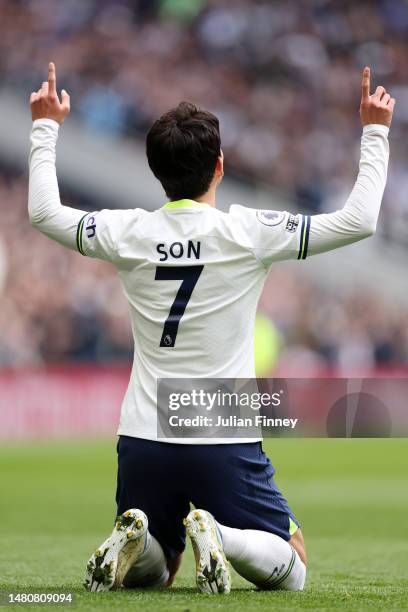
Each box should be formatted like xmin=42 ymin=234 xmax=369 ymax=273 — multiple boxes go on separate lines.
xmin=238 ymin=67 xmax=394 ymax=267
xmin=28 ymin=63 xmax=134 ymax=262
xmin=307 ymin=67 xmax=394 ymax=256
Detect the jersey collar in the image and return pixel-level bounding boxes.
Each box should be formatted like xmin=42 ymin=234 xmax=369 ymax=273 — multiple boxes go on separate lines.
xmin=162 ymin=199 xmax=211 ymax=209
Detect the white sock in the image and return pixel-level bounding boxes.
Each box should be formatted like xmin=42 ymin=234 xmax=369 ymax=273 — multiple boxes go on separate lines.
xmin=217 ymin=523 xmax=306 ymax=591
xmin=122 ymin=532 xmax=170 ymax=588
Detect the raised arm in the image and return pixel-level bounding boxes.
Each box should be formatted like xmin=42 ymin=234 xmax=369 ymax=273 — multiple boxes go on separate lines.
xmin=230 ymin=68 xmax=396 ymax=268
xmin=308 ymin=67 xmax=395 ymax=255
xmin=29 ymin=63 xmax=145 ymax=263
xmin=28 ymin=62 xmax=87 ymax=249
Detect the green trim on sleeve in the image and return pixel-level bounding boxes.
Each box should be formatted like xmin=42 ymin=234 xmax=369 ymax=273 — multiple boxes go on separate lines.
xmin=303 ymin=215 xmax=311 ymax=259
xmin=297 ymin=215 xmax=311 ymax=260
xmin=297 ymin=215 xmax=306 ymax=260
xmin=76 ymin=214 xmax=87 ymax=256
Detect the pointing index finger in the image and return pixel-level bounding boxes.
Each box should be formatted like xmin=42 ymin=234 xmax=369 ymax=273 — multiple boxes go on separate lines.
xmin=362 ymin=66 xmax=370 ymax=101
xmin=48 ymin=62 xmax=57 ymax=96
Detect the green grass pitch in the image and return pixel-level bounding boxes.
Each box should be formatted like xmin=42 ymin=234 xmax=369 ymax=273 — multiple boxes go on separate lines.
xmin=0 ymin=438 xmax=407 ymax=611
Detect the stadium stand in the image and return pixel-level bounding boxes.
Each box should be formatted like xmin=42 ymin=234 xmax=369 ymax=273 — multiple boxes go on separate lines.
xmin=1 ymin=0 xmax=408 ymax=371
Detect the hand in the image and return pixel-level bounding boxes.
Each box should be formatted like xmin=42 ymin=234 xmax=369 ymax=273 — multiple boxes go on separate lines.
xmin=359 ymin=66 xmax=395 ymax=128
xmin=30 ymin=63 xmax=70 ymax=125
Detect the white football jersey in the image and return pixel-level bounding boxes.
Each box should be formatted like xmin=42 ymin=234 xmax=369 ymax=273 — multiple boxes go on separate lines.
xmin=29 ymin=119 xmax=389 ymax=444
xmin=77 ymin=200 xmax=310 ymax=442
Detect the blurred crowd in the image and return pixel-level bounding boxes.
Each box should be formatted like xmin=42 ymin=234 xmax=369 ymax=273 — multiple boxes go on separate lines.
xmin=1 ymin=170 xmax=408 ymax=370
xmin=1 ymin=0 xmax=408 ymax=245
xmin=1 ymin=0 xmax=408 ymax=370
xmin=0 ymin=172 xmax=133 ymax=365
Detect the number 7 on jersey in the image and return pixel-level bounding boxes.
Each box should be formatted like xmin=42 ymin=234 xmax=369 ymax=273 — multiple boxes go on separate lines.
xmin=155 ymin=265 xmax=204 ymax=347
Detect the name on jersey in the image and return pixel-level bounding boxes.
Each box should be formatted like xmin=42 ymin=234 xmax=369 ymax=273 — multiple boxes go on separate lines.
xmin=157 ymin=240 xmax=201 ymax=262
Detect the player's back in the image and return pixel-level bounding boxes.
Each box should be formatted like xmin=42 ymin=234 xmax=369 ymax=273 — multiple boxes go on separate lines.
xmin=116 ymin=202 xmax=267 ymax=441
xmin=80 ymin=198 xmax=305 ymax=440
xmin=120 ymin=202 xmax=264 ymax=377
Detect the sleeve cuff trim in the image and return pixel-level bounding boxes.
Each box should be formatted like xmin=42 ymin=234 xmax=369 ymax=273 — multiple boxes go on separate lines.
xmin=297 ymin=215 xmax=311 ymax=260
xmin=76 ymin=214 xmax=87 ymax=256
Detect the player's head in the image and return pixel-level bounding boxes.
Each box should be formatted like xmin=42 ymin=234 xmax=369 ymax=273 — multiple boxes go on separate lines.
xmin=146 ymin=101 xmax=223 ymax=201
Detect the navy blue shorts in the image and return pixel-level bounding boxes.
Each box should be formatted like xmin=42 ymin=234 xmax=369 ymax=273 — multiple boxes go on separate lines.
xmin=116 ymin=436 xmax=299 ymax=560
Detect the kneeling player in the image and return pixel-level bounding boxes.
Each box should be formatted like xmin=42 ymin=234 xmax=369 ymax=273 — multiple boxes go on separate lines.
xmin=28 ymin=64 xmax=393 ymax=594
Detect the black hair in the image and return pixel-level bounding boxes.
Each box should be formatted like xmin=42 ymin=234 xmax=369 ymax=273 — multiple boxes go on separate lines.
xmin=146 ymin=101 xmax=221 ymax=201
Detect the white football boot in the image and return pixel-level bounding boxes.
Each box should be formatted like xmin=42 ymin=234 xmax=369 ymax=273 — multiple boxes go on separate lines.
xmin=184 ymin=509 xmax=231 ymax=594
xmin=84 ymin=509 xmax=148 ymax=592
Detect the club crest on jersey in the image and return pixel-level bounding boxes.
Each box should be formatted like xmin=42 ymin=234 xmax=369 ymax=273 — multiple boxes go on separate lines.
xmin=285 ymin=214 xmax=300 ymax=233
xmin=256 ymin=210 xmax=285 ymax=227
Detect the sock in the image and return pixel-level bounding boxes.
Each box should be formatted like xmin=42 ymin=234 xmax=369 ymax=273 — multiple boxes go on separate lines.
xmin=122 ymin=532 xmax=170 ymax=588
xmin=217 ymin=523 xmax=306 ymax=591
